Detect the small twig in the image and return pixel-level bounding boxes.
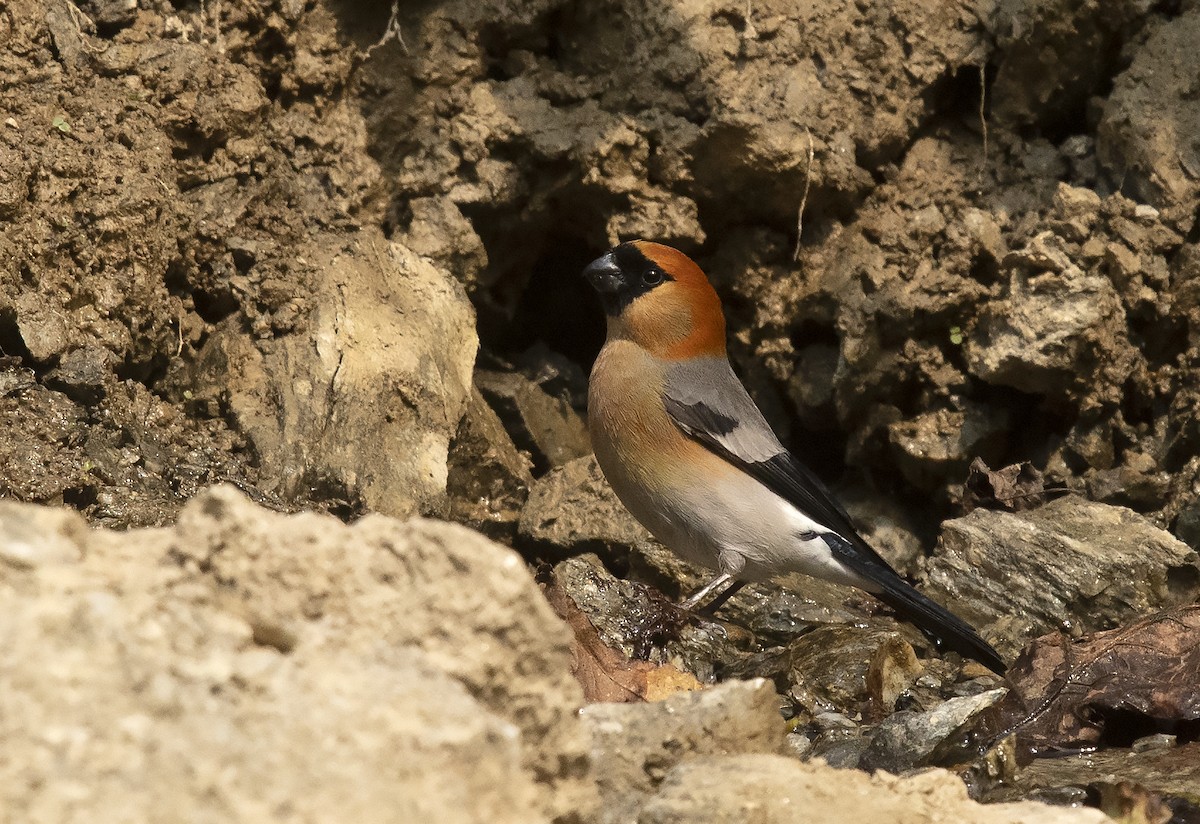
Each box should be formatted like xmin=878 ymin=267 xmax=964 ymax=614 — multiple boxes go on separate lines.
xmin=792 ymin=129 xmax=815 ymax=263
xmin=63 ymin=0 xmax=95 ymax=35
xmin=977 ymin=61 xmax=988 ymax=187
xmin=742 ymin=0 xmax=757 ymax=39
xmin=365 ymin=1 xmax=408 ymax=58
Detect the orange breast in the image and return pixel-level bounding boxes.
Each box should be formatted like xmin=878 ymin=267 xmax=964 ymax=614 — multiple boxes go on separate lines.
xmin=588 ymin=339 xmax=736 ymax=497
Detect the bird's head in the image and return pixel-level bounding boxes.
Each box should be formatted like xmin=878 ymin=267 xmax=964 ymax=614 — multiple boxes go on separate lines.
xmin=582 ymin=240 xmax=726 ymax=360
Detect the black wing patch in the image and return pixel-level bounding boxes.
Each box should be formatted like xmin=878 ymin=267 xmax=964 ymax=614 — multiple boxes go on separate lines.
xmin=662 ymin=396 xmax=739 ymax=437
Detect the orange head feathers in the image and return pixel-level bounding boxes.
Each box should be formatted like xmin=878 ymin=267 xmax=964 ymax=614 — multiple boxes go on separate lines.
xmin=582 ymin=240 xmax=726 ymax=359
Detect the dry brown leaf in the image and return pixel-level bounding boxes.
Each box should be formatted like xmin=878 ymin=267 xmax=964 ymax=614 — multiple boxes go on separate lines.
xmin=542 ymin=577 xmax=703 ymax=703
xmin=996 ymin=605 xmax=1200 ymax=753
xmin=963 ymin=458 xmax=1048 ymax=513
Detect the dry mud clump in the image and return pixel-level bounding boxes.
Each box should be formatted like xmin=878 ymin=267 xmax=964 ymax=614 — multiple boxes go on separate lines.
xmin=1 ymin=0 xmax=474 ymax=526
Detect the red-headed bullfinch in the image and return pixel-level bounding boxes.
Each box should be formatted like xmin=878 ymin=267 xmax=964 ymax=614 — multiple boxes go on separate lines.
xmin=583 ymin=240 xmax=1006 ymax=674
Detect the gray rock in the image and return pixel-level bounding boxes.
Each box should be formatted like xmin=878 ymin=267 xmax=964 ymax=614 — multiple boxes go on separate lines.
xmin=549 ymin=553 xmax=754 ymax=682
xmin=924 ymin=496 xmax=1200 ymax=657
xmin=778 ymin=624 xmax=920 ymax=719
xmin=476 ymin=367 xmax=590 ymax=472
xmin=860 ymin=688 xmax=1008 ymax=774
xmin=445 ymin=387 xmax=533 ymax=541
xmin=519 ymin=455 xmax=654 ymax=565
xmin=807 ymin=727 xmax=873 ymax=770
xmin=580 ymin=678 xmax=785 ymax=824
xmin=46 ymin=346 xmax=113 ymax=405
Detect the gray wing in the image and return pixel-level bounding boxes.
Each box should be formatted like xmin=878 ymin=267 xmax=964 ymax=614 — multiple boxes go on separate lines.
xmin=662 ymin=356 xmax=857 ymax=530
xmin=662 ymin=357 xmax=786 ymax=463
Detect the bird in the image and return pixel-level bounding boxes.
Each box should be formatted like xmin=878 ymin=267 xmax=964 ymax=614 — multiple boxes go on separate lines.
xmin=582 ymin=239 xmax=1007 ymax=674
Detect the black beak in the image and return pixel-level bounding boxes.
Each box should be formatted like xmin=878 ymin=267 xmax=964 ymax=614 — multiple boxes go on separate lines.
xmin=582 ymin=251 xmax=623 ymax=294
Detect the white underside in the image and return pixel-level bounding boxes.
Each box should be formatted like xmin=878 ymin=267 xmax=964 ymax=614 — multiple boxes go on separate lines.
xmin=612 ymin=464 xmax=874 ymax=591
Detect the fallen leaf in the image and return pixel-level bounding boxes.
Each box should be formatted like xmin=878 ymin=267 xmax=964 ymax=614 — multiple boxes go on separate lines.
xmin=542 ymin=577 xmax=703 ymax=703
xmin=963 ymin=458 xmax=1047 ymax=513
xmin=994 ymin=605 xmax=1200 ymax=754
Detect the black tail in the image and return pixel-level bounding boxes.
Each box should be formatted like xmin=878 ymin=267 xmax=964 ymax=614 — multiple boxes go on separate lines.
xmin=872 ymin=576 xmax=1007 ymax=674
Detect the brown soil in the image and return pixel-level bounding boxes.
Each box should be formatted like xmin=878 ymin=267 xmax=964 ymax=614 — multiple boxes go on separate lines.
xmin=5 ymin=0 xmax=1198 ymax=543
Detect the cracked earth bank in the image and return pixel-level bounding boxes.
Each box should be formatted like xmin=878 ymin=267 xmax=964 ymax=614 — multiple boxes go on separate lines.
xmin=2 ymin=0 xmax=1200 ymax=821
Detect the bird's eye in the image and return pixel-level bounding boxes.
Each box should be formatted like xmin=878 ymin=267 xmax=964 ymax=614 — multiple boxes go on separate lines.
xmin=642 ymin=267 xmax=664 ymax=286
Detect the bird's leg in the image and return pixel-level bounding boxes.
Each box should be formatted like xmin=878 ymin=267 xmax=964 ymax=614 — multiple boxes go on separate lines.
xmin=699 ymin=578 xmax=747 ymax=615
xmin=679 ymin=573 xmax=746 ymax=614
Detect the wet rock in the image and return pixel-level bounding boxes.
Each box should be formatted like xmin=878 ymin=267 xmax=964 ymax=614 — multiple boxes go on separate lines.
xmin=0 ymin=499 xmax=87 ymax=568
xmin=1097 ymin=9 xmax=1200 ymax=225
xmin=581 ymin=678 xmax=785 ymax=824
xmin=779 ymin=624 xmax=918 ymax=719
xmin=866 ymin=635 xmax=924 ymax=714
xmin=1131 ymin=734 xmax=1177 ymax=754
xmin=860 ymin=689 xmax=1008 ymax=774
xmin=924 ymin=496 xmax=1200 ymax=656
xmin=636 ymin=754 xmax=1110 ymax=823
xmin=549 ymin=553 xmax=752 ymax=683
xmin=0 ymin=485 xmax=595 ymax=823
xmin=445 ymin=387 xmax=534 ymax=541
xmin=46 ymin=346 xmax=113 ymax=405
xmin=807 ymin=725 xmax=873 ymax=770
xmin=990 ymin=744 xmax=1200 ymax=814
xmin=519 ymin=456 xmax=653 ymax=566
xmin=715 ymin=573 xmax=870 ymax=649
xmin=476 ymin=367 xmax=590 ymax=473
